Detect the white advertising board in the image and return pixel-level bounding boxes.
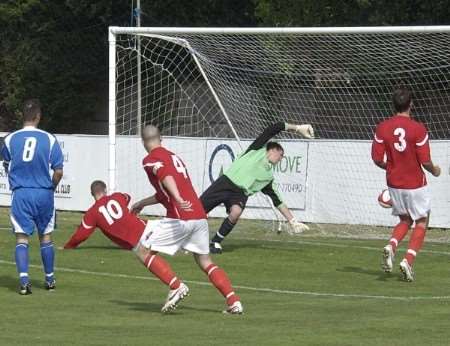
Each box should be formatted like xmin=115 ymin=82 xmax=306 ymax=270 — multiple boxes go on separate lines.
xmin=0 ymin=133 xmax=449 ymax=228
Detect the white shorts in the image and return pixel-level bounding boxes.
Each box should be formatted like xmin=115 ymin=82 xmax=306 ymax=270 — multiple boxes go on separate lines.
xmin=137 ymin=218 xmax=209 ymax=256
xmin=389 ymin=186 xmax=430 ymax=220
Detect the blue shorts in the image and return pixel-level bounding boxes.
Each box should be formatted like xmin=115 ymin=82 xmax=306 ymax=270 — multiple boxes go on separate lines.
xmin=10 ymin=188 xmax=55 ymax=236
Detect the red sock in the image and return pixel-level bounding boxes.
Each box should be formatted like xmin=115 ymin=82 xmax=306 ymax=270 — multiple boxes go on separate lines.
xmin=144 ymin=254 xmax=180 ymax=289
xmin=204 ymin=264 xmax=239 ymax=305
xmin=404 ymin=225 xmax=426 ymax=266
xmin=389 ymin=222 xmax=410 ymax=252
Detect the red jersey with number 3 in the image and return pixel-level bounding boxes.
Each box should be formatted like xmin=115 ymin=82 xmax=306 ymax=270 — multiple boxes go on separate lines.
xmin=142 ymin=146 xmax=206 ymax=220
xmin=371 ymin=115 xmax=431 ymax=189
xmin=64 ymin=192 xmax=146 ymax=250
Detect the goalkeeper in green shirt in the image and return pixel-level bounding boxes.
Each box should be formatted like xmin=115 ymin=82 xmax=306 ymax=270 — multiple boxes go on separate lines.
xmin=200 ymin=122 xmax=314 ymax=254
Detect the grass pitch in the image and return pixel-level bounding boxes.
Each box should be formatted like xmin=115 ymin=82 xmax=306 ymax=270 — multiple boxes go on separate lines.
xmin=1 ymin=208 xmax=450 ymax=345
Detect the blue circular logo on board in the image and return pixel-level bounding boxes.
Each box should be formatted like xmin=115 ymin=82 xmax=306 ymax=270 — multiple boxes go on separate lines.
xmin=208 ymin=144 xmax=235 ymax=183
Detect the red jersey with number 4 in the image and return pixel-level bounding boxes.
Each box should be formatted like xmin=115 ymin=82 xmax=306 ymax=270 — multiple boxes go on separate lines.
xmin=64 ymin=192 xmax=146 ymax=250
xmin=142 ymin=146 xmax=206 ymax=220
xmin=371 ymin=115 xmax=431 ymax=189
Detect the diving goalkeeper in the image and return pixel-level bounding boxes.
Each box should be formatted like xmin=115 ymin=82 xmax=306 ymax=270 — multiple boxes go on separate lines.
xmin=200 ymin=122 xmax=314 ymax=254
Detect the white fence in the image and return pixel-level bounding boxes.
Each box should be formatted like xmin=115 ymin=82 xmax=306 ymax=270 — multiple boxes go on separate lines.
xmin=1 ymin=134 xmax=449 ymax=228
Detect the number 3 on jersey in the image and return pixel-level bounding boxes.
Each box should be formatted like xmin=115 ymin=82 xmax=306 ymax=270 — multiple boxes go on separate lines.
xmin=99 ymin=200 xmax=123 ymax=225
xmin=172 ymin=155 xmax=187 ymax=178
xmin=394 ymin=128 xmax=406 ymax=152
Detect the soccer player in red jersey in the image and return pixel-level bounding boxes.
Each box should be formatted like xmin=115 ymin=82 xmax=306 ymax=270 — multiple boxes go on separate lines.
xmin=131 ymin=125 xmax=243 ymax=314
xmin=371 ymin=86 xmax=440 ymax=281
xmin=64 ymin=180 xmax=196 ymax=312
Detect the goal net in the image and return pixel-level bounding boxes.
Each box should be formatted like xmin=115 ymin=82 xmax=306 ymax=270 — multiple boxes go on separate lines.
xmin=109 ymin=27 xmax=450 ymax=232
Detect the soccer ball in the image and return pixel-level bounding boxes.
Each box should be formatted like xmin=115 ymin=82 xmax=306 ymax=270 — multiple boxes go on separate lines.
xmin=378 ymin=189 xmax=392 ymax=208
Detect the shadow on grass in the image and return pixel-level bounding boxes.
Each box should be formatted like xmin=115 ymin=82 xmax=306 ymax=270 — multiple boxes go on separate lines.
xmin=0 ymin=274 xmax=60 ymax=292
xmin=110 ymin=299 xmax=219 ymax=314
xmin=0 ymin=275 xmax=19 ymax=292
xmin=218 ymin=241 xmax=302 ymax=254
xmin=65 ymin=245 xmax=123 ymax=251
xmin=337 ymin=266 xmax=400 ymax=282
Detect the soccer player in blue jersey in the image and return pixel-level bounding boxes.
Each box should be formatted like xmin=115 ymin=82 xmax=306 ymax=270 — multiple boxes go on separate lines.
xmin=1 ymin=99 xmax=64 ymax=294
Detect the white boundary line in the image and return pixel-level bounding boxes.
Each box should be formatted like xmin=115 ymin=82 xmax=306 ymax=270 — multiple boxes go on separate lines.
xmin=1 ymin=259 xmax=449 ymax=301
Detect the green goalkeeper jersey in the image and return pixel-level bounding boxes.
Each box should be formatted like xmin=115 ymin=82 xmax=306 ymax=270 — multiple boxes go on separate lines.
xmin=223 ymin=122 xmax=286 ymax=206
xmin=224 ymin=147 xmax=274 ymax=196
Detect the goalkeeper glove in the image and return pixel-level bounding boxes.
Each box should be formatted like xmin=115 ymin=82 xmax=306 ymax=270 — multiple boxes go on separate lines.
xmin=295 ymin=124 xmax=314 ymax=139
xmin=288 ymin=218 xmax=309 ymax=234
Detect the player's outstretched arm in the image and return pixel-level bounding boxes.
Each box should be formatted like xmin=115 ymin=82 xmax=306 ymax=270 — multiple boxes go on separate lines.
xmin=261 ymin=182 xmax=309 ymax=233
xmin=131 ymin=195 xmax=158 ymax=214
xmin=245 ymin=122 xmax=286 ymax=153
xmin=277 ymin=204 xmax=309 ymax=234
xmin=64 ymin=223 xmax=95 ymax=249
xmin=246 ymin=122 xmax=315 ymax=154
xmin=285 ymin=123 xmax=315 ymax=139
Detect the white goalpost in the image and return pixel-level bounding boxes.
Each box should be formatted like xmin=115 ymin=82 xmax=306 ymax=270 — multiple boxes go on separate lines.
xmin=108 ymin=26 xmax=450 ymax=229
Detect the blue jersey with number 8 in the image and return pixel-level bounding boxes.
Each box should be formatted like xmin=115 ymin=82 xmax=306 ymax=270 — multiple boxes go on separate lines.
xmin=1 ymin=126 xmax=64 ymax=190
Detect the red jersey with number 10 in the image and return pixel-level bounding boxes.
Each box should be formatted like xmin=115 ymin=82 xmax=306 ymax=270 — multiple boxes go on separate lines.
xmin=64 ymin=192 xmax=146 ymax=250
xmin=142 ymin=146 xmax=206 ymax=220
xmin=371 ymin=115 xmax=431 ymax=189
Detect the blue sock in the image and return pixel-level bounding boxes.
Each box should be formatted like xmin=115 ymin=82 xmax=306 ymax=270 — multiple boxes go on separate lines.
xmin=15 ymin=243 xmax=29 ymax=286
xmin=40 ymin=241 xmax=55 ymax=283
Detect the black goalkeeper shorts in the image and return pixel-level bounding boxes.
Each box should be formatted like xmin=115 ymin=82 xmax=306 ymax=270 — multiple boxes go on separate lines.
xmin=200 ymin=175 xmax=248 ymax=214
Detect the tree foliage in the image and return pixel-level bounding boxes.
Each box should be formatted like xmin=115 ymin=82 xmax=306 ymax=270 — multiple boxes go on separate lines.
xmin=255 ymin=0 xmax=450 ymax=26
xmin=1 ymin=0 xmax=450 ymax=133
xmin=0 ymin=0 xmax=256 ymax=133
xmin=0 ymin=0 xmax=129 ymax=132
